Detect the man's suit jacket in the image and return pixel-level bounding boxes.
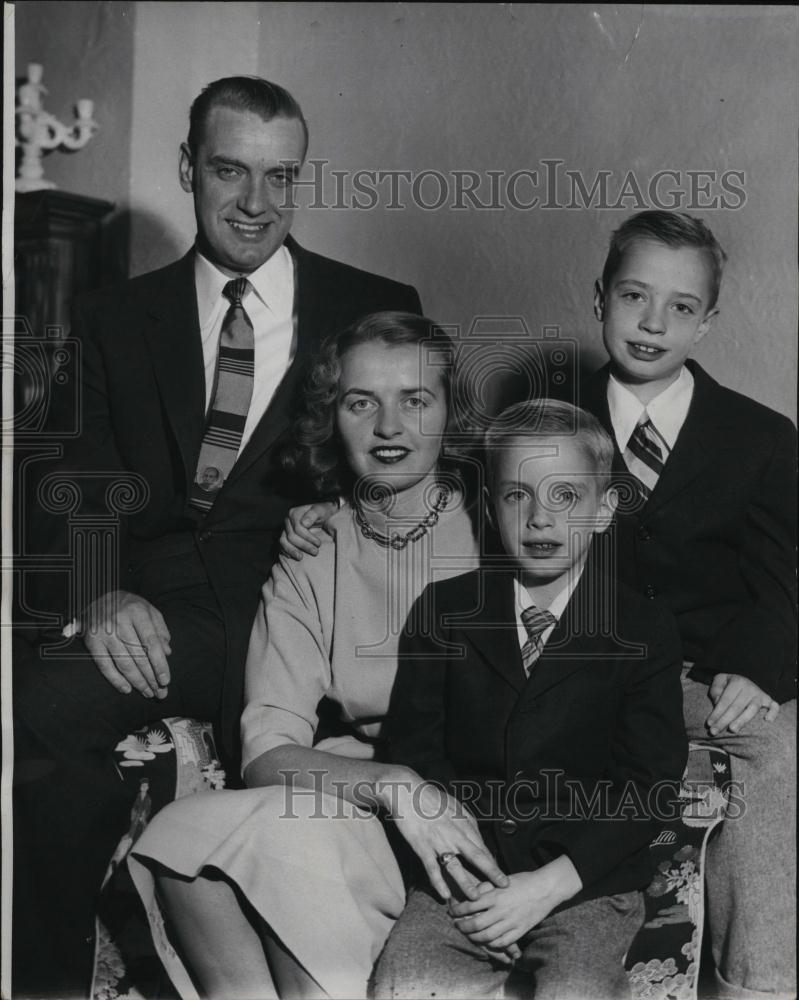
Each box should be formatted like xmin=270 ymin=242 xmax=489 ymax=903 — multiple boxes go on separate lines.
xmin=28 ymin=236 xmax=421 ymax=749
xmin=387 ymin=550 xmax=687 ymax=907
xmin=581 ymin=361 xmax=797 ymax=704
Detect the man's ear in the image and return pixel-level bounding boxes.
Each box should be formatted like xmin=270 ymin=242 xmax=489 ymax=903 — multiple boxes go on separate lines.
xmin=694 ymin=306 xmax=719 ymax=346
xmin=593 ymin=279 xmax=605 ymax=322
xmin=179 ymin=143 xmax=194 ymax=193
xmin=482 ymin=485 xmax=496 ymax=531
xmin=594 ymin=485 xmax=617 ymax=535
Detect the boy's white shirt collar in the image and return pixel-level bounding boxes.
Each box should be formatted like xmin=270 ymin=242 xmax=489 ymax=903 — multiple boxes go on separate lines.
xmin=513 ymin=560 xmax=586 ymax=653
xmin=194 ymin=244 xmax=294 ymax=322
xmin=607 ymin=366 xmax=694 ymax=453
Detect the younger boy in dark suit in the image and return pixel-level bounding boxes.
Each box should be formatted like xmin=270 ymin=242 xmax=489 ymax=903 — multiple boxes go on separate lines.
xmin=373 ymin=400 xmax=687 ymax=1000
xmin=581 ymin=210 xmax=796 ymax=999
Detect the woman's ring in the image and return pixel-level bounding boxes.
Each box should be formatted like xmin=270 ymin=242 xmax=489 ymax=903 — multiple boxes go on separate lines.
xmin=438 ymin=851 xmax=458 ymax=867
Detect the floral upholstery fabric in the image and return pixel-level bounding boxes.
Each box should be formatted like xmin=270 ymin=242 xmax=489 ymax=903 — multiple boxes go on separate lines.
xmin=91 ymin=731 xmax=730 ymax=1000
xmin=91 ymin=719 xmax=226 ymax=1000
xmin=625 ymin=743 xmax=731 ymax=1000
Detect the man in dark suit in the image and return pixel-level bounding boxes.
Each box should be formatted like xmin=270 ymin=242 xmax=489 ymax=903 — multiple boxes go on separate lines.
xmin=580 ymin=210 xmax=796 ymax=999
xmin=374 ymin=400 xmax=686 ymax=1000
xmin=13 ymin=76 xmax=421 ymax=997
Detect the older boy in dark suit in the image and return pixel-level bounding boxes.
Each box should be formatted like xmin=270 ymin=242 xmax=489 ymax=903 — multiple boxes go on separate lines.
xmin=582 ymin=210 xmax=796 ymax=999
xmin=373 ymin=400 xmax=686 ymax=1000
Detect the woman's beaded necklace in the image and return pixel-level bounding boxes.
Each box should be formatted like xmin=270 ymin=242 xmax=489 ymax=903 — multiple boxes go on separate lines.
xmin=353 ymin=483 xmax=451 ymax=550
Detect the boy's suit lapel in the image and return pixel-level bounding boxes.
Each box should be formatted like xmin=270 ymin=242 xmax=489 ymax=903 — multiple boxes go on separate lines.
xmin=638 ymin=362 xmax=721 ymax=516
xmin=459 ymin=571 xmax=527 ymax=694
xmin=141 ymin=252 xmax=206 ymax=494
xmin=517 ymin=550 xmax=614 ymax=708
xmin=459 ymin=551 xmax=618 ymax=701
xmin=587 ymin=362 xmax=726 ymax=515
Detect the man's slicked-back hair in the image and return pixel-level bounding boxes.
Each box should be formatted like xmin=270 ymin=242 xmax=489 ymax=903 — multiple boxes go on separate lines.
xmin=485 ymin=399 xmax=615 ymax=493
xmin=601 ymin=210 xmax=727 ymax=309
xmin=187 ymin=76 xmax=308 ymax=159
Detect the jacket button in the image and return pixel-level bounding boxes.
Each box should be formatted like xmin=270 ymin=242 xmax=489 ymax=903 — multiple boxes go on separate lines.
xmin=198 ymin=530 xmax=213 ymax=543
xmin=638 ymin=525 xmax=652 ymax=541
xmin=499 ymin=818 xmax=518 ymax=835
xmin=644 ymin=584 xmax=657 ymax=599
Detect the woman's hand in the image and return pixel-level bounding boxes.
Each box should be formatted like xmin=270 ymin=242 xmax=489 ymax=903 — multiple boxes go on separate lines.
xmin=449 ymin=856 xmax=583 ymax=951
xmin=279 ymin=501 xmax=339 ymax=560
xmin=378 ymin=770 xmax=509 ymax=903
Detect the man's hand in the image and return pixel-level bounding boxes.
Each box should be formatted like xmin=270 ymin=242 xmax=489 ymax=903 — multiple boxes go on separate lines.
xmin=449 ymin=856 xmax=583 ymax=951
xmin=279 ymin=501 xmax=339 ymax=560
xmin=80 ymin=590 xmax=171 ymax=698
xmin=380 ymin=772 xmax=509 ymax=903
xmin=707 ymin=673 xmax=779 ymax=735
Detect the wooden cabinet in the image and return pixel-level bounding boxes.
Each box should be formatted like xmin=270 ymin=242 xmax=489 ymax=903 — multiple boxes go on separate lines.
xmin=13 ymin=190 xmax=114 ymax=628
xmin=15 ymin=189 xmax=114 ymax=341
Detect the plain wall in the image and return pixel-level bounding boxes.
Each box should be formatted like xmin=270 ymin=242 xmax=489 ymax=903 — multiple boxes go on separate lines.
xmin=13 ymin=2 xmax=797 ymax=417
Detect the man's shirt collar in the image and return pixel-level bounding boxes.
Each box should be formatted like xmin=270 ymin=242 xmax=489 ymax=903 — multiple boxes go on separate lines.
xmin=194 ymin=244 xmax=293 ymax=322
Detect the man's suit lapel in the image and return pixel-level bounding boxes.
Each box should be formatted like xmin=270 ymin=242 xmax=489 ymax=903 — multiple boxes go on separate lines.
xmin=225 ymin=237 xmax=319 ymax=486
xmin=459 ymin=571 xmax=527 ymax=694
xmin=141 ymin=252 xmax=206 ymax=493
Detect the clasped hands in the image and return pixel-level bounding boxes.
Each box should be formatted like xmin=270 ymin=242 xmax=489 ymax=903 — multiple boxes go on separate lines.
xmin=385 ymin=776 xmax=579 ymax=963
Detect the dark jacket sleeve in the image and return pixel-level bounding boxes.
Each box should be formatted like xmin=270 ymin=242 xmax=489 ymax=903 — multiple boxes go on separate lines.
xmin=698 ymin=415 xmax=797 ymax=702
xmin=534 ymin=607 xmax=687 ymax=890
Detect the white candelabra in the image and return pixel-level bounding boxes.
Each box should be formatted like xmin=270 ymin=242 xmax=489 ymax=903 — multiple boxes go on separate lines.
xmin=15 ymin=63 xmax=98 ymax=193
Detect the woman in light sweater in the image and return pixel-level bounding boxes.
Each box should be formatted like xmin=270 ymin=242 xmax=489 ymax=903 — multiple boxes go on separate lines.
xmin=129 ymin=312 xmax=509 ymax=998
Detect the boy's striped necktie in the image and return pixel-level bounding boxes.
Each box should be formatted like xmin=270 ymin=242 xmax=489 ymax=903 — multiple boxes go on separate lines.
xmin=520 ymin=606 xmax=558 ymax=676
xmin=189 ymin=277 xmax=255 ymax=512
xmin=624 ymin=413 xmax=670 ymax=499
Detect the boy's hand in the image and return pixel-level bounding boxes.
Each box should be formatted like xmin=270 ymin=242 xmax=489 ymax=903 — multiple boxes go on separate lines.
xmin=707 ymin=673 xmax=779 ymax=735
xmin=449 ymin=856 xmax=583 ymax=951
xmin=446 ymin=873 xmax=521 ymax=964
xmin=279 ymin=501 xmax=338 ymax=560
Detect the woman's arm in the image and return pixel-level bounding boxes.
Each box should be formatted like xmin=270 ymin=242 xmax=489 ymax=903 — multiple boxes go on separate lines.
xmin=246 ymin=744 xmax=506 ymax=902
xmin=241 ymin=556 xmax=506 ymax=899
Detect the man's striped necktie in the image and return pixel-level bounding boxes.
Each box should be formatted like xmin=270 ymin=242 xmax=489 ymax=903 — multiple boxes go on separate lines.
xmin=624 ymin=413 xmax=669 ymax=499
xmin=189 ymin=277 xmax=254 ymax=512
xmin=520 ymin=606 xmax=557 ymax=677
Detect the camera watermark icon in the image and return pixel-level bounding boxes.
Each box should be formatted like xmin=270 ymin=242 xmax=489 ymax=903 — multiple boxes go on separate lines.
xmin=2 ymin=318 xmax=81 ymax=442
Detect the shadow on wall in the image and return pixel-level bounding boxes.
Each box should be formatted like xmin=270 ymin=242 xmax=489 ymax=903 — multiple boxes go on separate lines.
xmin=450 ymin=322 xmax=594 ymax=430
xmin=102 ymin=210 xmax=131 ymax=285
xmin=125 ymin=208 xmax=188 ymax=278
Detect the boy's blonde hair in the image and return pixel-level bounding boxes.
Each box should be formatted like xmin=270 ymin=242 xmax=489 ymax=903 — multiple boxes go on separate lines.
xmin=484 ymin=399 xmax=615 ymax=492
